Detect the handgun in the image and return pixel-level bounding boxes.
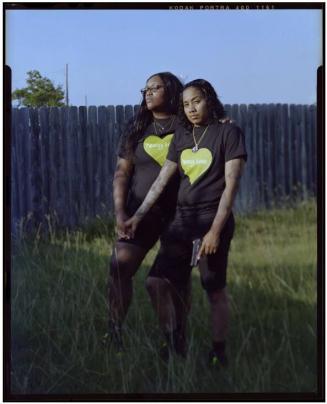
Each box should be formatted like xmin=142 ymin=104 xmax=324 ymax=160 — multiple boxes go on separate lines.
xmin=191 ymin=238 xmax=202 ymax=266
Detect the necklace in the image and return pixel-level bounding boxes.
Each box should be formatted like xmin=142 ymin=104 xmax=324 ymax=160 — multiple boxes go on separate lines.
xmin=153 ymin=116 xmax=175 ymax=135
xmin=192 ymin=125 xmax=209 ymax=152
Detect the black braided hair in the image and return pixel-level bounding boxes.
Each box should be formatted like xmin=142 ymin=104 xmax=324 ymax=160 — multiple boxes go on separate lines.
xmin=178 ymin=79 xmax=226 ymax=131
xmin=123 ymin=72 xmax=183 ymax=156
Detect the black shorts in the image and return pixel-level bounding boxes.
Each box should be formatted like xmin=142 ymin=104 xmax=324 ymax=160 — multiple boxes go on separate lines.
xmin=148 ymin=212 xmax=235 ymax=292
xmin=117 ymin=204 xmax=168 ymax=251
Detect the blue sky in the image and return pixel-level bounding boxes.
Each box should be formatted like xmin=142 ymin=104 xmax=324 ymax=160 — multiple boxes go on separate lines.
xmin=6 ymin=8 xmax=322 ymax=106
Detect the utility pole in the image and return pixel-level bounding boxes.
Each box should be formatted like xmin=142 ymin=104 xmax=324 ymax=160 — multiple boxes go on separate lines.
xmin=85 ymin=95 xmax=87 ymax=108
xmin=65 ymin=64 xmax=69 ymax=106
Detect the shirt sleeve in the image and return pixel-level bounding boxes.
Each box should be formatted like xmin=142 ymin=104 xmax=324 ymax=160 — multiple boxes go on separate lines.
xmin=166 ymin=133 xmax=178 ymax=163
xmin=223 ymin=125 xmax=248 ymax=163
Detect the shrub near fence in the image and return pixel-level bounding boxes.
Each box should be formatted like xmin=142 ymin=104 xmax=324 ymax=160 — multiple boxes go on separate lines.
xmin=11 ymin=104 xmax=317 ymax=231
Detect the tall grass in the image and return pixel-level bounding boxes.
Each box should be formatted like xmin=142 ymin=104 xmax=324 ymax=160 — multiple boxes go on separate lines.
xmin=10 ymin=201 xmax=317 ymax=394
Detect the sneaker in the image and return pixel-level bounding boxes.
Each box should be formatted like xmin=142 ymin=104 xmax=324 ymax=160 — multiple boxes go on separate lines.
xmin=102 ymin=322 xmax=124 ymax=352
xmin=208 ymin=349 xmax=228 ymax=368
xmin=159 ymin=335 xmax=187 ymax=361
xmin=159 ymin=342 xmax=170 ymax=362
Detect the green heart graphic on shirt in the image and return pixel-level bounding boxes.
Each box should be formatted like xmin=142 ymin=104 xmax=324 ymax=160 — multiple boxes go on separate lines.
xmin=180 ymin=148 xmax=213 ymax=185
xmin=143 ymin=134 xmax=174 ymax=166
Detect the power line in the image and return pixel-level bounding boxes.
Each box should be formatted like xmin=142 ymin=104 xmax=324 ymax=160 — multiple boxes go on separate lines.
xmin=65 ymin=64 xmax=69 ymax=106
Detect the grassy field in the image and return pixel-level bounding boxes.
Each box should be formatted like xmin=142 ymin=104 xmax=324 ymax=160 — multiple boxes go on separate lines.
xmin=10 ymin=201 xmax=317 ymax=395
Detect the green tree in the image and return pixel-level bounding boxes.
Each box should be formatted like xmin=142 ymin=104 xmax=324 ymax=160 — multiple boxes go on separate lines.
xmin=12 ymin=70 xmax=65 ymax=107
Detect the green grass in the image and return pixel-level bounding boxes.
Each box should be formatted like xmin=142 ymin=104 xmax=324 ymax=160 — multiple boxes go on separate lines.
xmin=10 ymin=201 xmax=317 ymax=394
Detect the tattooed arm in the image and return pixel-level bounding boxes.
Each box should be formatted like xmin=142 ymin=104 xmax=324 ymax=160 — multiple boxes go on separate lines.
xmin=198 ymin=158 xmax=245 ymax=257
xmin=113 ymin=157 xmax=134 ymax=237
xmin=124 ymin=159 xmax=178 ymax=237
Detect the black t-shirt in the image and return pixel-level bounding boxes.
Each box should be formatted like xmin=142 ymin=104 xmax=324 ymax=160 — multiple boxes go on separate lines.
xmin=117 ymin=117 xmax=180 ymax=216
xmin=167 ymin=122 xmax=247 ymax=215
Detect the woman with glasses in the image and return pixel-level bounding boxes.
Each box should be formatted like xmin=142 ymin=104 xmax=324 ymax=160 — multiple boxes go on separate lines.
xmin=105 ymin=72 xmax=189 ymax=357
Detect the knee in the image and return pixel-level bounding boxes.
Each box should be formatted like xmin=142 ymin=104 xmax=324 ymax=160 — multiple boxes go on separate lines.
xmin=145 ymin=276 xmax=168 ymax=297
xmin=109 ymin=254 xmax=119 ymax=278
xmin=207 ymin=288 xmax=228 ymax=305
xmin=109 ymin=255 xmax=130 ymax=282
xmin=201 ymin=271 xmax=219 ymax=293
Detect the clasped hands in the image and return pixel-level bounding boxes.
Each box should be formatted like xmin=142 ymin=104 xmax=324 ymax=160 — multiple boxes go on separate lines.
xmin=116 ymin=212 xmax=220 ymax=258
xmin=115 ymin=213 xmax=141 ymax=240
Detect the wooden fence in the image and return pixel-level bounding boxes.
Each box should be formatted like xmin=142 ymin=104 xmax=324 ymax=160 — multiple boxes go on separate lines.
xmin=11 ymin=104 xmax=317 ymax=232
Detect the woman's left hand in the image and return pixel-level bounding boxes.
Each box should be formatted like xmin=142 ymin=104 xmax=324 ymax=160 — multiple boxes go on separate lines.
xmin=198 ymin=230 xmax=220 ymax=258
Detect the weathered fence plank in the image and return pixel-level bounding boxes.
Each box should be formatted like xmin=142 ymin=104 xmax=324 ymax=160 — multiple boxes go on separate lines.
xmin=266 ymin=104 xmax=274 ymax=207
xmin=256 ymin=104 xmax=265 ymax=209
xmin=16 ymin=108 xmax=30 ymax=220
xmin=11 ymin=108 xmax=19 ymax=226
xmin=249 ymin=104 xmax=258 ymax=208
xmin=93 ymin=105 xmax=102 ymax=217
xmin=29 ymin=108 xmax=43 ymax=227
xmin=309 ymin=104 xmax=317 ymax=195
xmin=108 ymin=105 xmax=117 ymax=175
xmin=134 ymin=104 xmax=140 ymax=116
xmin=87 ymin=106 xmax=97 ymax=219
xmin=48 ymin=108 xmax=60 ymax=222
xmin=124 ymin=105 xmax=134 ymax=123
xmin=98 ymin=106 xmax=111 ymax=213
xmin=299 ymin=105 xmax=307 ymax=198
xmin=56 ymin=107 xmax=66 ymax=224
xmin=77 ymin=106 xmax=87 ymax=222
xmin=289 ymin=105 xmax=297 ymax=196
xmin=275 ymin=104 xmax=288 ymax=199
xmin=304 ymin=105 xmax=312 ymax=193
xmin=60 ymin=107 xmax=70 ymax=226
xmin=237 ymin=104 xmax=248 ymax=212
xmin=39 ymin=107 xmax=50 ymax=217
xmin=68 ymin=106 xmax=79 ymax=227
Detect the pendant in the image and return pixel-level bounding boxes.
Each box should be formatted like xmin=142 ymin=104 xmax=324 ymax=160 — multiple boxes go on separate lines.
xmin=192 ymin=145 xmax=198 ymax=153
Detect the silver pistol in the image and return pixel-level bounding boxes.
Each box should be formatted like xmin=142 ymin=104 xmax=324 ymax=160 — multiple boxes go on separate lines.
xmin=191 ymin=238 xmax=202 ymax=266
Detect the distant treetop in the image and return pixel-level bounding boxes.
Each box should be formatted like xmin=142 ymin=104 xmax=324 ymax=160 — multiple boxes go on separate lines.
xmin=12 ymin=70 xmax=65 ymax=107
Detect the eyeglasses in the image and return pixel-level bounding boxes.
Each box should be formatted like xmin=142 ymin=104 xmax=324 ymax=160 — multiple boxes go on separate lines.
xmin=140 ymin=85 xmax=165 ymax=95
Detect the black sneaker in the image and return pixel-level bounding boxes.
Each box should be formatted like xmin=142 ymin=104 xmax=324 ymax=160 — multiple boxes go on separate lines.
xmin=159 ymin=334 xmax=187 ymax=361
xmin=102 ymin=321 xmax=124 ymax=352
xmin=159 ymin=342 xmax=170 ymax=362
xmin=208 ymin=350 xmax=228 ymax=368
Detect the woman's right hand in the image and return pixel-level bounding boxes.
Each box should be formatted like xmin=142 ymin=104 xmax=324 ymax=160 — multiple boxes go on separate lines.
xmin=115 ymin=211 xmax=130 ymax=239
xmin=124 ymin=215 xmax=141 ymax=239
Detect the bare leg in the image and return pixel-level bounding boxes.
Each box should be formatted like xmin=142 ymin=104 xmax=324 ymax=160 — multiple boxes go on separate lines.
xmin=207 ymin=287 xmax=229 ymax=342
xmin=206 ymin=287 xmax=229 ymax=366
xmin=107 ymin=242 xmax=148 ymax=335
xmin=171 ymin=278 xmax=192 ymax=347
xmin=146 ymin=276 xmax=191 ymax=357
xmin=145 ymin=277 xmax=177 ymax=333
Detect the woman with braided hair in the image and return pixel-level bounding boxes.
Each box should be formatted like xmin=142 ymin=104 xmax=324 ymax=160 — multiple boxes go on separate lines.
xmin=105 ymin=72 xmax=190 ymax=358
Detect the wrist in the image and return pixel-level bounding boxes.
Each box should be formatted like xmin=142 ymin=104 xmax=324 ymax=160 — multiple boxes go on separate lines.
xmin=134 ymin=214 xmax=142 ymax=222
xmin=209 ymin=224 xmax=222 ymax=237
xmin=115 ymin=207 xmax=125 ymax=215
xmin=115 ymin=210 xmax=127 ymax=220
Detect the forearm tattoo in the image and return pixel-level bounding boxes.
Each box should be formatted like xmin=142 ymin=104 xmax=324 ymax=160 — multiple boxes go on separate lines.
xmin=113 ymin=162 xmax=133 ymax=212
xmin=134 ymin=160 xmax=177 ymax=220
